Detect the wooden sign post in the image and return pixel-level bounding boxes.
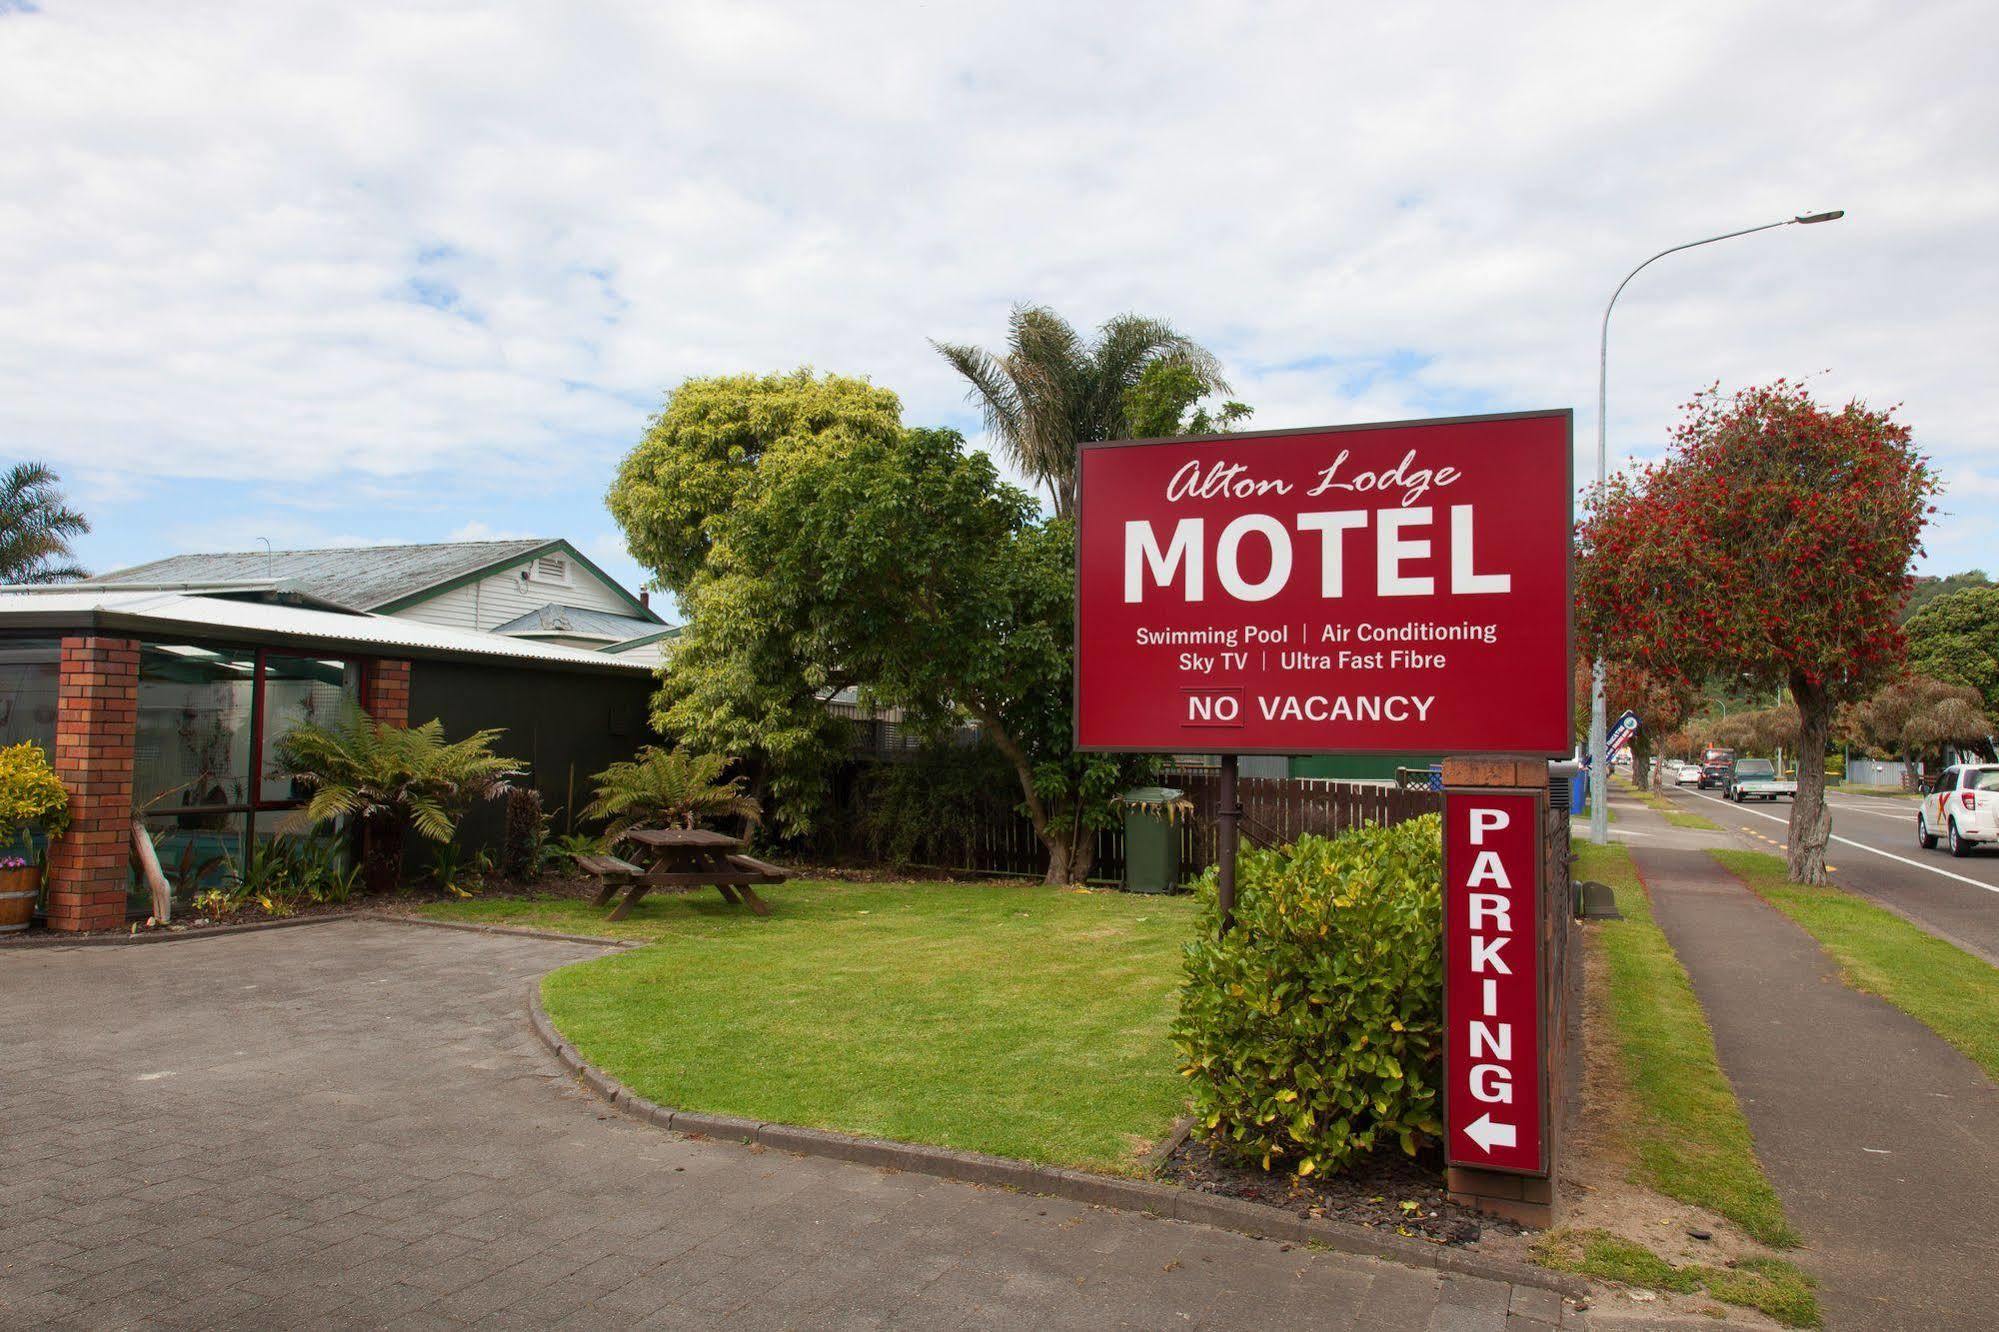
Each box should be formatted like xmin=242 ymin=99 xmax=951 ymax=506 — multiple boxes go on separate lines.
xmin=1440 ymin=755 xmax=1564 ymax=1226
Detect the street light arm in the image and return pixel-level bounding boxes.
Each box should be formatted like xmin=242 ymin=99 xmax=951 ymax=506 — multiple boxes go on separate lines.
xmin=1600 ymin=220 xmax=1795 ymax=342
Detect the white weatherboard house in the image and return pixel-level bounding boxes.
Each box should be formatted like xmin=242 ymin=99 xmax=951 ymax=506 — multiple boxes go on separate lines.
xmin=84 ymin=538 xmax=676 ymax=666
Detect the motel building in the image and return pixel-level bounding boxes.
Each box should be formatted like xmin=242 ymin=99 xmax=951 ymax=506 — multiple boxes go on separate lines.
xmin=0 ymin=576 xmax=655 ymax=933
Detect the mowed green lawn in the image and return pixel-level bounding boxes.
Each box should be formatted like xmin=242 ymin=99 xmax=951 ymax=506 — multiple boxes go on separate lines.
xmin=421 ymin=881 xmax=1197 ymax=1173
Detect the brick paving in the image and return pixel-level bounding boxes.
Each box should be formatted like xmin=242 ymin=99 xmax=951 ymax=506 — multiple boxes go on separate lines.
xmin=0 ymin=919 xmax=1578 ymax=1329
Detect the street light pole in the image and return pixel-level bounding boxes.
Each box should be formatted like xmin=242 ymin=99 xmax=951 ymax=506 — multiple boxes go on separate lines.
xmin=1587 ymin=210 xmax=1844 ymax=845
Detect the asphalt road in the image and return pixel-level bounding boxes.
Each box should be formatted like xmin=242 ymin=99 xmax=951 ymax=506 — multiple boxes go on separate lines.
xmin=1653 ymin=781 xmax=1999 ymax=964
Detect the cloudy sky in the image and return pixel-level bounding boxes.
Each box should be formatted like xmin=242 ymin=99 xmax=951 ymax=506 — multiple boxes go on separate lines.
xmin=3 ymin=0 xmax=1993 ymax=605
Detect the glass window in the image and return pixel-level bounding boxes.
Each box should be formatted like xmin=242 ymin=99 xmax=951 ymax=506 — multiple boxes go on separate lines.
xmin=1965 ymin=769 xmax=1999 ymax=792
xmin=133 ymin=811 xmax=245 ymax=911
xmin=0 ymin=637 xmax=61 ymax=754
xmin=114 ymin=641 xmax=375 ymax=920
xmin=134 ymin=645 xmax=257 ymax=816
xmin=259 ymin=655 xmax=360 ymax=803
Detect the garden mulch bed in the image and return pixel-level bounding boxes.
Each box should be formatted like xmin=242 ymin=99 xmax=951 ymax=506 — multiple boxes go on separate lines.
xmin=1 ymin=877 xmax=599 ymax=944
xmin=1161 ymin=1136 xmax=1519 ymax=1249
xmin=0 ymin=900 xmax=364 ymax=944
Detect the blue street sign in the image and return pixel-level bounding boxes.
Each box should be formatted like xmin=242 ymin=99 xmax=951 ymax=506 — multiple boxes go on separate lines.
xmin=1607 ymin=709 xmax=1640 ymax=755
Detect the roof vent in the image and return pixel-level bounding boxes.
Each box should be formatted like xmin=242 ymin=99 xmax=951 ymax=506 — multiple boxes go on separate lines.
xmin=531 ymin=555 xmax=569 ymax=584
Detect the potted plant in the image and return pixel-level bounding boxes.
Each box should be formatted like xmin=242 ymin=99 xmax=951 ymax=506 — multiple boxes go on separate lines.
xmin=0 ymin=740 xmax=71 ymax=933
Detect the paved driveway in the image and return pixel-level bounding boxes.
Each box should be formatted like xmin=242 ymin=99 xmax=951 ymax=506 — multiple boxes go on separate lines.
xmin=0 ymin=920 xmax=1564 ymax=1329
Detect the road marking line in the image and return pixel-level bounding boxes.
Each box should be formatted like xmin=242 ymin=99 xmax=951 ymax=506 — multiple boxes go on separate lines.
xmin=1686 ymin=790 xmax=1999 ymax=896
xmin=1823 ymin=797 xmax=1912 ymax=821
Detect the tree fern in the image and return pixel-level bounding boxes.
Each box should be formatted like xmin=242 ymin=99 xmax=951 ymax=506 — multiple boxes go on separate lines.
xmin=273 ymin=710 xmax=519 ymax=891
xmin=581 ymin=747 xmax=760 ymax=836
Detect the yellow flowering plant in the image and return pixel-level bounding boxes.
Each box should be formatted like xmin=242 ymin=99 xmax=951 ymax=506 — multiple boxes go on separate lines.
xmin=0 ymin=740 xmax=72 ymax=858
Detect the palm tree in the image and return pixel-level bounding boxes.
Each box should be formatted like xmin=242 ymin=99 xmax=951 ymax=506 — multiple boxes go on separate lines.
xmin=0 ymin=462 xmax=90 ymax=584
xmin=273 ymin=710 xmax=520 ymax=892
xmin=582 ymin=747 xmax=761 ymax=837
xmin=933 ymin=306 xmax=1231 ymax=520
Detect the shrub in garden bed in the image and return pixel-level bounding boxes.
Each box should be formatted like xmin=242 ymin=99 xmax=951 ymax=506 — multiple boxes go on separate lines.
xmin=1173 ymin=816 xmax=1444 ymax=1176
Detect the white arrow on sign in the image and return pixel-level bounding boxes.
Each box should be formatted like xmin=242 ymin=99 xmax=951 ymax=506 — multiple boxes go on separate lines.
xmin=1463 ymin=1113 xmax=1517 ymax=1153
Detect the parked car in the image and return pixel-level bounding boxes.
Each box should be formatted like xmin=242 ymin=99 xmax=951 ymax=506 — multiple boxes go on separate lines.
xmin=1726 ymin=758 xmax=1796 ymax=803
xmin=1674 ymin=762 xmax=1701 ymax=785
xmin=1917 ymin=764 xmax=1999 ymax=858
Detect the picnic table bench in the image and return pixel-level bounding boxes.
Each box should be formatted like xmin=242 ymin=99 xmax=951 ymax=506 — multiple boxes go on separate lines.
xmin=579 ymin=827 xmax=787 ymax=922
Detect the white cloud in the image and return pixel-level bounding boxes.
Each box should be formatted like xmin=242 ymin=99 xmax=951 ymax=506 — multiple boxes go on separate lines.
xmin=0 ymin=0 xmax=1993 ymax=573
xmin=448 ymin=520 xmax=536 ymax=542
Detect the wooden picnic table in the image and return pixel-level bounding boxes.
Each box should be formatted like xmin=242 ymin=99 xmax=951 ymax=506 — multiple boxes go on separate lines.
xmin=577 ymin=827 xmax=787 ymax=922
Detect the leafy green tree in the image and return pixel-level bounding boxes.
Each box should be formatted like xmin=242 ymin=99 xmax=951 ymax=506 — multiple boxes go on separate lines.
xmin=1123 ymin=360 xmax=1253 ymax=439
xmin=1900 ymin=569 xmax=1992 ymax=623
xmin=608 ymin=371 xmax=908 ymax=834
xmin=607 ymin=370 xmax=906 ymax=594
xmin=1905 ymin=586 xmax=1999 ymax=717
xmin=0 ymin=462 xmax=90 ymax=584
xmin=274 ymin=711 xmax=518 ymax=893
xmin=609 ymin=371 xmax=1146 ymax=881
xmin=933 ymin=305 xmax=1229 ymax=519
xmin=1578 ymin=381 xmax=1938 ymax=884
xmin=582 ymin=748 xmax=761 ymax=837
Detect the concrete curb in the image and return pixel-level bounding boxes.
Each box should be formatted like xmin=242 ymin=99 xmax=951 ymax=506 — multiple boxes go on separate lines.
xmin=525 ymin=988 xmax=1584 ymax=1297
xmin=0 ymin=911 xmax=355 ymax=949
xmin=361 ymin=911 xmax=640 ymax=950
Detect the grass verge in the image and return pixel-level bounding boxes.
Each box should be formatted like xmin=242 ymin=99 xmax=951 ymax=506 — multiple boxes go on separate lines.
xmin=1572 ymin=842 xmax=1799 ymax=1248
xmin=423 ymin=880 xmax=1193 ymax=1173
xmin=1534 ymin=1228 xmax=1818 ymax=1327
xmin=1633 ymin=787 xmax=1721 ymax=831
xmin=1836 ymin=783 xmax=1917 ymax=799
xmin=1713 ymin=850 xmax=1999 ymax=1082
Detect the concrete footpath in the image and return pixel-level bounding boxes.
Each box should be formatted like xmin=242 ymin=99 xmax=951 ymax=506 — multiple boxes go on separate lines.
xmin=1629 ymin=839 xmax=1999 ymax=1330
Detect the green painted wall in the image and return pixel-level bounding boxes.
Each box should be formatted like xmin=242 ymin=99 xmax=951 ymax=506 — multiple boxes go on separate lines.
xmin=1287 ymin=753 xmax=1442 ymax=781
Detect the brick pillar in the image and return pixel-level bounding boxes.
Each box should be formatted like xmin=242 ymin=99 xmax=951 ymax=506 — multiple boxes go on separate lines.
xmin=362 ymin=660 xmax=411 ymax=727
xmin=46 ymin=635 xmax=139 ymax=933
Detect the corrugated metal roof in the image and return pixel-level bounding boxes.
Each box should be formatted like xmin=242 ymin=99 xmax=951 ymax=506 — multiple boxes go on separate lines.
xmin=605 ymin=625 xmax=682 ymax=654
xmin=85 ymin=540 xmax=552 ymax=611
xmin=488 ymin=603 xmax=662 ymax=641
xmin=0 ymin=589 xmax=653 ymax=674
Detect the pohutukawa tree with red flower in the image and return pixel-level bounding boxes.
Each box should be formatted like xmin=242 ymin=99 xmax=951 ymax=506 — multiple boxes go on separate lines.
xmin=1576 ymin=380 xmax=1939 ymax=883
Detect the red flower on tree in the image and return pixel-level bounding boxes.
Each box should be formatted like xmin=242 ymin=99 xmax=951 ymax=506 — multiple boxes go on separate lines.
xmin=1575 ymin=380 xmax=1939 ymax=883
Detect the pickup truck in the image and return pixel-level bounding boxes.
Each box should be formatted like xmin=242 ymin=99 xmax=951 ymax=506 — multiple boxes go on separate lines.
xmin=1726 ymin=758 xmax=1796 ymax=803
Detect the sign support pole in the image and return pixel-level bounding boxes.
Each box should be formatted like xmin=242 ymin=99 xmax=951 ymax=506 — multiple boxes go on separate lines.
xmin=1216 ymin=753 xmax=1240 ymax=936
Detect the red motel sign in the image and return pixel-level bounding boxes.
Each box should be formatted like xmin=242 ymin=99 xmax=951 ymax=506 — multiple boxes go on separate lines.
xmin=1442 ymin=789 xmax=1547 ymax=1175
xmin=1074 ymin=411 xmax=1572 ymax=755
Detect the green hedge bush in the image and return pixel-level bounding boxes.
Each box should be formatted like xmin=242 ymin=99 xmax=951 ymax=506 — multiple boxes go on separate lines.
xmin=1172 ymin=816 xmax=1444 ymax=1176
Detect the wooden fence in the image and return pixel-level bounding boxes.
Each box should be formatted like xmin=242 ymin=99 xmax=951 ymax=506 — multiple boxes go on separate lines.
xmin=899 ymin=771 xmax=1442 ymax=884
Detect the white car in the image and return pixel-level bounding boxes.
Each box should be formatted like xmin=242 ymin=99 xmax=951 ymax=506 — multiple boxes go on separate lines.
xmin=1674 ymin=762 xmax=1701 ymax=785
xmin=1917 ymin=764 xmax=1999 ymax=858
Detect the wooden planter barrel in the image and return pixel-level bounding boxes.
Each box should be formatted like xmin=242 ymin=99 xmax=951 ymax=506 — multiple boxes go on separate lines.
xmin=0 ymin=863 xmax=41 ymax=933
